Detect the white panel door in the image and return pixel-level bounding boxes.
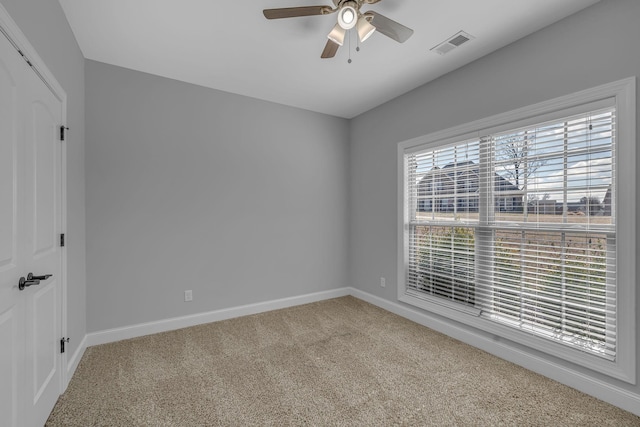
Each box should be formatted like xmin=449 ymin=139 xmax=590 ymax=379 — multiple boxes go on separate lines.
xmin=22 ymin=55 xmax=63 ymax=427
xmin=0 ymin=29 xmax=27 ymax=427
xmin=0 ymin=29 xmax=63 ymax=427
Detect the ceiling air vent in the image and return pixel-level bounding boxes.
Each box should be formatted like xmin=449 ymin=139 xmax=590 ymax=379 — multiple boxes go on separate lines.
xmin=431 ymin=31 xmax=475 ymax=55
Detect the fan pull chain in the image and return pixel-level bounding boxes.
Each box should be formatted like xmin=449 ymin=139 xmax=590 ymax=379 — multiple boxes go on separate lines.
xmin=348 ymin=30 xmax=352 ymax=64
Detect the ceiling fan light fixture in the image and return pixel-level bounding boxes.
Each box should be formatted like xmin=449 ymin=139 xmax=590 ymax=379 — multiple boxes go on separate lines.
xmin=262 ymin=1 xmax=415 ymax=59
xmin=337 ymin=4 xmax=358 ymax=30
xmin=356 ymin=16 xmax=376 ymax=42
xmin=327 ymin=23 xmax=346 ymax=46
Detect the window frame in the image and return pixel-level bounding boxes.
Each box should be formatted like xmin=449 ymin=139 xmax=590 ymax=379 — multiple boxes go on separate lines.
xmin=397 ymin=78 xmax=636 ymax=383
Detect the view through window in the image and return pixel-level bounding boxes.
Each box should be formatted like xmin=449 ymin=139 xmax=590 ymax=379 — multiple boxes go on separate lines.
xmin=405 ymin=108 xmax=616 ymax=359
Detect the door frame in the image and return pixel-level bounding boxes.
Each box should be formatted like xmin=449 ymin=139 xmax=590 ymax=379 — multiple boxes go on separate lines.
xmin=0 ymin=3 xmax=69 ymax=390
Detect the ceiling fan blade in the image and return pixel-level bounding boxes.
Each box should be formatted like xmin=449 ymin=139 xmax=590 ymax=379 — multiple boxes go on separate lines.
xmin=263 ymin=6 xmax=334 ymax=19
xmin=367 ymin=11 xmax=414 ymax=43
xmin=321 ymin=39 xmax=340 ymax=58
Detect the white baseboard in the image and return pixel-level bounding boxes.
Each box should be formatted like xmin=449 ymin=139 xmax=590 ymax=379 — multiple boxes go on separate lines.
xmin=350 ymin=288 xmax=640 ymax=418
xmin=86 ymin=287 xmax=350 ymax=347
xmin=65 ymin=334 xmax=87 ymax=388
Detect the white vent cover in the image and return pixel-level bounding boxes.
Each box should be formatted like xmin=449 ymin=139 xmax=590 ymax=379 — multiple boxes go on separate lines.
xmin=431 ymin=31 xmax=475 ymax=55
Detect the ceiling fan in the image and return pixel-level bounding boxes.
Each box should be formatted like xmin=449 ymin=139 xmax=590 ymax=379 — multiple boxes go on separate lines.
xmin=263 ymin=0 xmax=414 ymax=58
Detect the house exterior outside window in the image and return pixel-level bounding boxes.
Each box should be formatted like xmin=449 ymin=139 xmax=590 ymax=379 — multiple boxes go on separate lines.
xmin=416 ymin=160 xmax=523 ymax=214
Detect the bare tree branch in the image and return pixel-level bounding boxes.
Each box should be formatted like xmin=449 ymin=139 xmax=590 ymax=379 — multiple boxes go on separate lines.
xmin=495 ymin=131 xmax=546 ymax=190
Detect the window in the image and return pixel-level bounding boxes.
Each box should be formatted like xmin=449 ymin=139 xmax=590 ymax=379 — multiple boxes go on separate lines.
xmin=398 ymin=79 xmax=635 ymax=382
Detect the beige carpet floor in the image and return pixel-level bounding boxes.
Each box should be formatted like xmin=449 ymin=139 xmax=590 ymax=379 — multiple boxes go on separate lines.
xmin=47 ymin=296 xmax=640 ymax=426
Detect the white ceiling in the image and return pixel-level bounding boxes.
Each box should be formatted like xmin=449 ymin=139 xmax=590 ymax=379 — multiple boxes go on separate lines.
xmin=59 ymin=0 xmax=599 ymax=119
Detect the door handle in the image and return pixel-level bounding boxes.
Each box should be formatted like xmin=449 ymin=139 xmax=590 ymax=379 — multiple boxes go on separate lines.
xmin=18 ymin=273 xmax=52 ymax=290
xmin=27 ymin=273 xmax=52 ymax=281
xmin=18 ymin=276 xmax=40 ymax=290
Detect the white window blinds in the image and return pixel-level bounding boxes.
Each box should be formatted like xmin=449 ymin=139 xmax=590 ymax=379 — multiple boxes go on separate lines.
xmin=405 ymin=106 xmax=616 ymax=359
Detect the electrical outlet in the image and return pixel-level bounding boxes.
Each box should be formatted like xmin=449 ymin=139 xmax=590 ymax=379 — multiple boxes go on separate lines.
xmin=380 ymin=277 xmax=386 ymax=288
xmin=184 ymin=290 xmax=193 ymax=302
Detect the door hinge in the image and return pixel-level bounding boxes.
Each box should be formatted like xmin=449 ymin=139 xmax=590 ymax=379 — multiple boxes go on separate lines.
xmin=60 ymin=126 xmax=69 ymax=141
xmin=60 ymin=337 xmax=69 ymax=354
xmin=60 ymin=233 xmax=65 ymax=247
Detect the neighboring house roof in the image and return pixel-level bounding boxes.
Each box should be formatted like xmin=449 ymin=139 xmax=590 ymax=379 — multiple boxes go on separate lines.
xmin=442 ymin=160 xmax=475 ymax=169
xmin=418 ymin=161 xmax=522 ymax=195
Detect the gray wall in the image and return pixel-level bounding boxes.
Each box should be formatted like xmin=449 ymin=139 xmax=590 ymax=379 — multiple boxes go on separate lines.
xmin=350 ymin=0 xmax=640 ymax=402
xmin=1 ymin=0 xmax=86 ymax=359
xmin=85 ymin=61 xmax=349 ymax=332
